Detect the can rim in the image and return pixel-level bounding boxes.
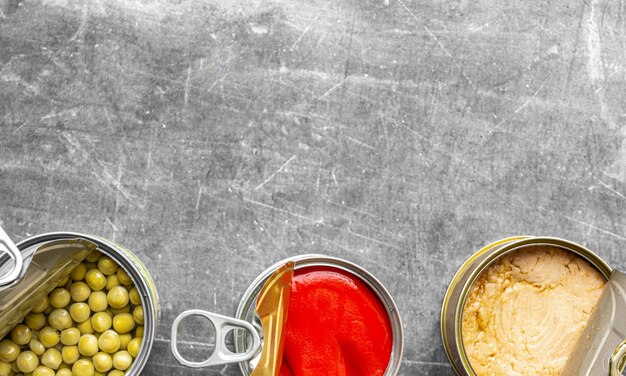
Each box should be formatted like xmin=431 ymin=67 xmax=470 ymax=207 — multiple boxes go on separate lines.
xmin=235 ymin=254 xmax=404 ymax=376
xmin=441 ymin=236 xmax=612 ymax=375
xmin=16 ymin=231 xmax=158 ymax=376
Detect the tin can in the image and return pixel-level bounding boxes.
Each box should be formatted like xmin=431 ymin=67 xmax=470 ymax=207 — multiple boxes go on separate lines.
xmin=234 ymin=254 xmax=404 ymax=376
xmin=4 ymin=231 xmax=158 ymax=375
xmin=171 ymin=254 xmax=404 ymax=375
xmin=440 ymin=236 xmax=613 ymax=376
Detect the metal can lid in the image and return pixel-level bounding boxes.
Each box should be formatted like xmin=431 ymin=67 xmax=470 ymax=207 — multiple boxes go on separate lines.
xmin=0 ymin=237 xmax=97 ymax=339
xmin=563 ymin=269 xmax=626 ymax=376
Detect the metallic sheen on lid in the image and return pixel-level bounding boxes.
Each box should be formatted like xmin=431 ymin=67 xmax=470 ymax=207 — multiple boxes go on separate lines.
xmin=562 ymin=270 xmax=626 ymax=375
xmin=0 ymin=234 xmax=98 ymax=338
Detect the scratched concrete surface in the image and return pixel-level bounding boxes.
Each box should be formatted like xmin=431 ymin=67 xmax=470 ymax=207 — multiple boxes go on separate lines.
xmin=2 ymin=0 xmax=626 ymax=374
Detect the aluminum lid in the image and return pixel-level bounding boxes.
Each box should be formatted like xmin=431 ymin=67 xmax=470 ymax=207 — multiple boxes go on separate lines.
xmin=562 ymin=269 xmax=626 ymax=376
xmin=0 ymin=226 xmax=97 ymax=339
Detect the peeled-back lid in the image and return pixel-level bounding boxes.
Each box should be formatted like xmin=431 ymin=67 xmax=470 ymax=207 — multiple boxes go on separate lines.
xmin=562 ymin=270 xmax=626 ymax=376
xmin=0 ymin=229 xmax=97 ymax=339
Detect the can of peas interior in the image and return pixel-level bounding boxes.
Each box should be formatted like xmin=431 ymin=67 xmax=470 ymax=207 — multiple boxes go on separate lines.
xmin=234 ymin=254 xmax=404 ymax=376
xmin=2 ymin=232 xmax=158 ymax=375
xmin=440 ymin=236 xmax=612 ymax=376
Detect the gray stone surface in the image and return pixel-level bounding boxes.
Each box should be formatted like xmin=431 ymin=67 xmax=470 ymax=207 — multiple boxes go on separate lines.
xmin=2 ymin=0 xmax=626 ymax=375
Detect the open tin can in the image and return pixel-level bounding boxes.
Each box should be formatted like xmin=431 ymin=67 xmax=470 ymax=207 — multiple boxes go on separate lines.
xmin=0 ymin=227 xmax=158 ymax=375
xmin=171 ymin=254 xmax=404 ymax=375
xmin=441 ymin=236 xmax=626 ymax=376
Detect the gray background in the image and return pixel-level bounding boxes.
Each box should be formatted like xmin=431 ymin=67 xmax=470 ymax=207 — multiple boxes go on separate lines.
xmin=2 ymin=0 xmax=626 ymax=374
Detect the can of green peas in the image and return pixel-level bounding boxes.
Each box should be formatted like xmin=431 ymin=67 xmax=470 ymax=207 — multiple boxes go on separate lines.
xmin=0 ymin=231 xmax=158 ymax=375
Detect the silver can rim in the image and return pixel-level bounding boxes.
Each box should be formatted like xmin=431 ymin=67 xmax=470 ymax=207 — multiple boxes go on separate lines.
xmin=440 ymin=236 xmax=612 ymax=376
xmin=16 ymin=231 xmax=158 ymax=376
xmin=235 ymin=253 xmax=404 ymax=376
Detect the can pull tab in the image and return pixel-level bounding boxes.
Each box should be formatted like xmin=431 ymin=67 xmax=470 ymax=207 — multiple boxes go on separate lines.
xmin=609 ymin=340 xmax=626 ymax=376
xmin=0 ymin=226 xmax=23 ymax=288
xmin=171 ymin=310 xmax=261 ymax=368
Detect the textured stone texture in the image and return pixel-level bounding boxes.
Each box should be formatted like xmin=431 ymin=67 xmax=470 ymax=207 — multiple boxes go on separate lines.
xmin=1 ymin=0 xmax=626 ymax=375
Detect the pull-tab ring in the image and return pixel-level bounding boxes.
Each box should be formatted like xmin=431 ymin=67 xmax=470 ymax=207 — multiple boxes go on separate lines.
xmin=171 ymin=309 xmax=261 ymax=368
xmin=609 ymin=340 xmax=626 ymax=375
xmin=0 ymin=226 xmax=23 ymax=287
